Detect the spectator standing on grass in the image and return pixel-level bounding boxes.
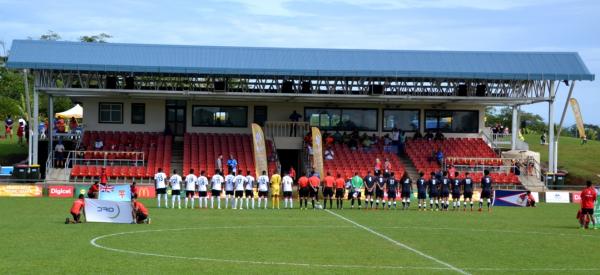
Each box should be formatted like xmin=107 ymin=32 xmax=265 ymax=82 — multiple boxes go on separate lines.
xmin=17 ymin=121 xmax=25 ymax=145
xmin=540 ymin=133 xmax=547 ymax=145
xmin=580 ymin=181 xmax=597 ymax=229
xmin=4 ymin=115 xmax=14 ymax=140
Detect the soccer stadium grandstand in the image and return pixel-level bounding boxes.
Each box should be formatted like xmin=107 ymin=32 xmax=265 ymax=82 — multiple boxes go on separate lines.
xmin=5 ymin=39 xmax=594 ymax=190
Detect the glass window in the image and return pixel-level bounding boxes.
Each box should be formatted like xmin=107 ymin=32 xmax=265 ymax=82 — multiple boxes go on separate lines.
xmin=425 ymin=110 xmax=479 ymax=133
xmin=192 ymin=106 xmax=247 ymax=127
xmin=383 ymin=110 xmax=419 ymax=131
xmin=305 ymin=108 xmax=377 ymax=131
xmin=131 ymin=103 xmax=145 ymax=124
xmin=98 ymin=103 xmax=123 ymax=124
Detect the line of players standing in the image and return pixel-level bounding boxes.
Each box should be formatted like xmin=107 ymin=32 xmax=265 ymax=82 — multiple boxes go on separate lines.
xmin=151 ymin=167 xmax=494 ymax=211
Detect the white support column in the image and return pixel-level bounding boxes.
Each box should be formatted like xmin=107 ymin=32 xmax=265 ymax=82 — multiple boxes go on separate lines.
xmin=48 ymin=95 xmax=54 ymax=168
xmin=547 ymin=81 xmax=556 ymax=174
xmin=555 ymin=81 xmax=576 ymax=174
xmin=33 ymin=85 xmax=39 ymax=165
xmin=511 ymin=105 xmax=518 ymax=150
xmin=23 ymin=69 xmax=32 ymax=166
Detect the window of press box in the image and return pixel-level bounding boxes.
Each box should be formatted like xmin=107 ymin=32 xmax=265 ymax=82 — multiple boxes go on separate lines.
xmin=305 ymin=108 xmax=377 ymax=131
xmin=424 ymin=110 xmax=478 ymax=133
xmin=192 ymin=106 xmax=248 ymax=127
xmin=382 ymin=109 xmax=420 ymax=132
xmin=131 ymin=103 xmax=145 ymax=124
xmin=98 ymin=102 xmax=123 ymax=124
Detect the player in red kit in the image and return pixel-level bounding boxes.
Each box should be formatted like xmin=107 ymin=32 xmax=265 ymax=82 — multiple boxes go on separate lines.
xmin=580 ymin=181 xmax=597 ymax=229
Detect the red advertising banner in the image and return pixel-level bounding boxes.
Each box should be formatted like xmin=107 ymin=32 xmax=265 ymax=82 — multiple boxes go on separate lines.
xmin=571 ymin=192 xmax=582 ymax=204
xmin=49 ymin=185 xmax=74 ymax=198
xmin=136 ymin=186 xmax=156 ymax=198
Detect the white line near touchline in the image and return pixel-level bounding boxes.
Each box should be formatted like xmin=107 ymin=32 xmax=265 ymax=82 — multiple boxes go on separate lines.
xmin=324 ymin=209 xmax=471 ymax=275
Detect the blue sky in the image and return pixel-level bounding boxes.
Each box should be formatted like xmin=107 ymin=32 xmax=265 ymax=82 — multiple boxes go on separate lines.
xmin=0 ymin=0 xmax=598 ymax=125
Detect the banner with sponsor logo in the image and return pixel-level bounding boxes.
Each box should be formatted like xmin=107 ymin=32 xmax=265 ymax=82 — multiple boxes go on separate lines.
xmin=98 ymin=185 xmax=131 ymax=202
xmin=0 ymin=185 xmax=42 ymax=197
xmin=74 ymin=185 xmax=90 ymax=197
xmin=571 ymin=192 xmax=582 ymax=204
xmin=569 ymin=98 xmax=586 ymax=138
xmin=546 ymin=191 xmax=570 ymax=203
xmin=251 ymin=123 xmax=269 ymax=177
xmin=311 ymin=127 xmax=324 ymax=179
xmin=49 ymin=185 xmax=74 ymax=198
xmin=84 ymin=199 xmax=133 ymax=224
xmin=492 ymin=190 xmax=528 ymax=207
xmin=136 ymin=186 xmax=156 ymax=198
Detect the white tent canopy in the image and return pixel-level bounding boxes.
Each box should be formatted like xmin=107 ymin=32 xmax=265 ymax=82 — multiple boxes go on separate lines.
xmin=55 ymin=104 xmax=83 ymax=119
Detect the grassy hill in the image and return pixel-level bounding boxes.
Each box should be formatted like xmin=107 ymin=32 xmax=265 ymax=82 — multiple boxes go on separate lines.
xmin=0 ymin=125 xmax=28 ymax=165
xmin=524 ymin=134 xmax=599 ymax=185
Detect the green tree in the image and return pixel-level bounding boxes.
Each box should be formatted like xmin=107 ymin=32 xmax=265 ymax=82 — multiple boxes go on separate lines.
xmin=39 ymin=30 xmax=61 ymax=41
xmin=79 ymin=33 xmax=112 ymax=43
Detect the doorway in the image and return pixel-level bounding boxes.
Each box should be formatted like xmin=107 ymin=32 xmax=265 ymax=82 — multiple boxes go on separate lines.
xmin=277 ymin=149 xmax=300 ymax=175
xmin=253 ymin=106 xmax=267 ymax=127
xmin=166 ymin=100 xmax=186 ymax=136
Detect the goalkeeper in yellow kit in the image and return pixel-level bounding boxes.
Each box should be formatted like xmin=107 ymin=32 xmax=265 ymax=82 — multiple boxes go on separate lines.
xmin=270 ymin=171 xmax=282 ymax=209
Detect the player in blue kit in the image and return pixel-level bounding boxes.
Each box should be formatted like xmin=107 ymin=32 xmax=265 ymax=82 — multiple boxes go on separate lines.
xmin=428 ymin=172 xmax=440 ymax=211
xmin=451 ymin=172 xmax=462 ymax=210
xmin=416 ymin=172 xmax=427 ymax=211
xmin=440 ymin=171 xmax=451 ymax=211
xmin=479 ymin=170 xmax=493 ymax=212
xmin=400 ymin=173 xmax=412 ymax=210
xmin=462 ymin=172 xmax=474 ymax=211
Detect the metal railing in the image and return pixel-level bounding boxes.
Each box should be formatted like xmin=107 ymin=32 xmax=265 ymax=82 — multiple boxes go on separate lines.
xmin=65 ymin=151 xmax=146 ymax=167
xmin=264 ymin=121 xmax=310 ymax=138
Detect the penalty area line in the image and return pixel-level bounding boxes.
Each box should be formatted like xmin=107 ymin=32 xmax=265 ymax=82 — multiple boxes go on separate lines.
xmin=324 ymin=209 xmax=471 ymax=275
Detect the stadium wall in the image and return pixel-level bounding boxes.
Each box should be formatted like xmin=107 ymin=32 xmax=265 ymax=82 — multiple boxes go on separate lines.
xmin=78 ymin=97 xmax=485 ymax=136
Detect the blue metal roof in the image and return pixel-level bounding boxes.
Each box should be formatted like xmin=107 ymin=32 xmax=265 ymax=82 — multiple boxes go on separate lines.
xmin=6 ymin=39 xmax=595 ymax=81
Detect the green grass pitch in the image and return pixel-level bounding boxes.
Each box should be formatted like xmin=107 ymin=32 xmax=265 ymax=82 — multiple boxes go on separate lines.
xmin=1 ymin=197 xmax=598 ymax=274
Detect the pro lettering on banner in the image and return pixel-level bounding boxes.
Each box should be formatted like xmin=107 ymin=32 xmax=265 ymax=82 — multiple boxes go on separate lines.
xmin=84 ymin=199 xmax=133 ymax=224
xmin=49 ymin=185 xmax=74 ymax=198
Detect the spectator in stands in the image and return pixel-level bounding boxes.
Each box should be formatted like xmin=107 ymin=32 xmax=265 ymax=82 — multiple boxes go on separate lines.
xmin=94 ymin=137 xmax=104 ymax=150
xmin=424 ymin=131 xmax=434 ymax=141
xmin=436 ymin=149 xmax=444 ymax=166
xmin=348 ymin=138 xmax=358 ymax=151
xmin=4 ymin=115 xmax=14 ymax=140
xmin=374 ymin=158 xmax=382 ymax=175
xmin=324 ymin=146 xmax=334 ymax=160
xmin=333 ymin=131 xmax=342 ymax=144
xmin=99 ymin=167 xmax=108 ymax=185
xmin=289 ymin=110 xmax=302 ymax=137
xmin=303 ymin=131 xmax=312 ymax=144
xmin=391 ymin=127 xmax=400 ymax=146
xmin=325 ymin=133 xmax=334 ymax=146
xmin=69 ymin=117 xmax=78 ymax=133
xmin=227 ymin=155 xmax=238 ymax=174
xmin=434 ymin=130 xmax=445 ymax=141
xmin=448 ymin=165 xmax=456 ymax=179
xmin=413 ymin=131 xmax=423 ymax=140
xmin=56 ymin=117 xmax=66 ymax=133
xmin=540 ymin=133 xmax=547 ymax=145
xmin=370 ymin=134 xmax=379 ymax=146
xmin=362 ymin=137 xmax=372 ymax=151
xmin=399 ymin=131 xmax=406 ymax=154
xmin=216 ymin=154 xmax=223 ymax=173
xmin=307 ymin=144 xmax=314 ymax=156
xmin=54 ymin=140 xmax=65 ymax=167
xmin=289 ymin=166 xmax=296 ymax=180
xmin=384 ymin=158 xmax=392 ymax=172
xmin=38 ymin=121 xmax=46 ymax=140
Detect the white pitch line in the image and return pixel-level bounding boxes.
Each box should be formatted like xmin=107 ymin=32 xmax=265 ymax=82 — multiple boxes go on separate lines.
xmin=324 ymin=209 xmax=470 ymax=275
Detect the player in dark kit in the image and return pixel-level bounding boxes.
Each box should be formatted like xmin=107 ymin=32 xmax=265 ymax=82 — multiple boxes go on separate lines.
xmin=375 ymin=174 xmax=386 ymax=209
xmin=462 ymin=172 xmax=474 ymax=211
xmin=428 ymin=172 xmax=440 ymax=210
xmin=416 ymin=172 xmax=427 ymax=211
xmin=440 ymin=171 xmax=451 ymax=210
xmin=363 ymin=171 xmax=376 ymax=209
xmin=451 ymin=172 xmax=462 ymax=210
xmin=386 ymin=172 xmax=398 ymax=209
xmin=479 ymin=169 xmax=493 ymax=212
xmin=400 ymin=173 xmax=412 ymax=210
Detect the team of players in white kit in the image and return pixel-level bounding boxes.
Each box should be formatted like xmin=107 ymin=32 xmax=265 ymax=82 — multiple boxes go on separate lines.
xmin=153 ymin=168 xmax=293 ymax=209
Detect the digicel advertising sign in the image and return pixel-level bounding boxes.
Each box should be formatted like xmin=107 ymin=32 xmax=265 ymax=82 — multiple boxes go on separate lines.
xmin=49 ymin=186 xmax=74 ymax=198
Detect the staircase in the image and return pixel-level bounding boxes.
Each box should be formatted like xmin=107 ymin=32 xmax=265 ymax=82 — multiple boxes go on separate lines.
xmin=519 ymin=174 xmax=545 ymax=192
xmin=171 ymin=139 xmax=184 ymax=174
xmin=398 ymin=154 xmax=419 ymax=179
xmin=45 ymin=167 xmax=70 ymax=184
